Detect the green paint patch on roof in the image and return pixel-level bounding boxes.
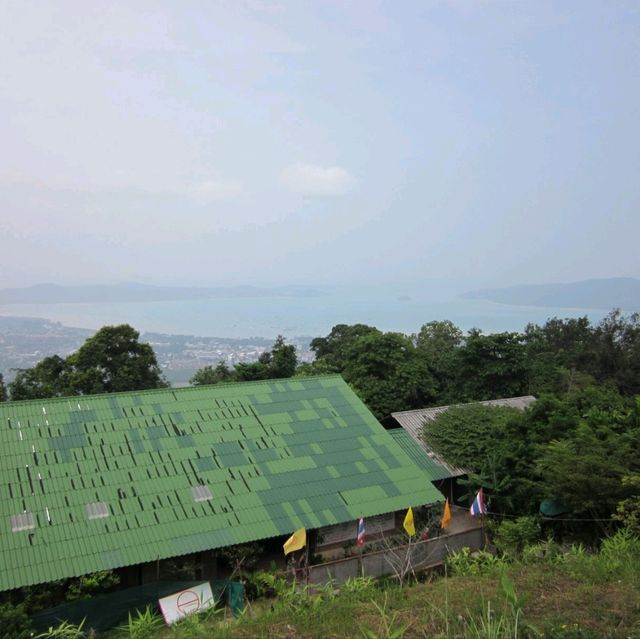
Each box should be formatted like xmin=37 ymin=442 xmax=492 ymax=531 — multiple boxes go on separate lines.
xmin=0 ymin=375 xmax=441 ymax=591
xmin=387 ymin=428 xmax=453 ymax=481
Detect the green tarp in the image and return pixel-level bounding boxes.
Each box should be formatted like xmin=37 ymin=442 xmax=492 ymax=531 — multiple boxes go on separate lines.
xmin=32 ymin=580 xmax=245 ymax=632
xmin=539 ymin=499 xmax=568 ymax=518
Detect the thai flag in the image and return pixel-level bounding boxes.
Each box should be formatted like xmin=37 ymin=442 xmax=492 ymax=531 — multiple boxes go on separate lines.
xmin=470 ymin=488 xmax=488 ymax=516
xmin=357 ymin=518 xmax=365 ymax=545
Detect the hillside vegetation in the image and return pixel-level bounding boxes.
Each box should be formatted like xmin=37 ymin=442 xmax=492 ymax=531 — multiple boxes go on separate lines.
xmin=33 ymin=531 xmax=636 ymax=638
xmin=3 ymin=311 xmax=640 ymax=637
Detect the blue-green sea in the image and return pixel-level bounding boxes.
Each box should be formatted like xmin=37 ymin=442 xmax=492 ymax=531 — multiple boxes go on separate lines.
xmin=0 ymin=286 xmax=612 ymax=338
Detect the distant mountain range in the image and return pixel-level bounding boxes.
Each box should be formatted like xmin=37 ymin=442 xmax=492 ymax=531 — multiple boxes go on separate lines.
xmin=0 ymin=283 xmax=327 ymax=304
xmin=461 ymin=277 xmax=640 ymax=310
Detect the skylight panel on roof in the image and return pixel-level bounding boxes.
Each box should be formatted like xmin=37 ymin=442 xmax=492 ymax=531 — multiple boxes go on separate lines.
xmin=86 ymin=502 xmax=109 ymax=520
xmin=11 ymin=512 xmax=35 ymax=532
xmin=191 ymin=485 xmax=213 ymax=502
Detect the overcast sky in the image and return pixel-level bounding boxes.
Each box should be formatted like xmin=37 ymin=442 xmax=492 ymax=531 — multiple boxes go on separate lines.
xmin=1 ymin=0 xmax=638 ymax=289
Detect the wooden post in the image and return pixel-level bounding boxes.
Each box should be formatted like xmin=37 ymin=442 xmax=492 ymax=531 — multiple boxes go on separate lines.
xmin=305 ymin=539 xmax=310 ymax=588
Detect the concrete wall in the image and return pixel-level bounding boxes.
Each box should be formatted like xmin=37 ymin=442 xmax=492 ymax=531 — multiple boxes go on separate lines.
xmin=308 ymin=527 xmax=483 ymax=585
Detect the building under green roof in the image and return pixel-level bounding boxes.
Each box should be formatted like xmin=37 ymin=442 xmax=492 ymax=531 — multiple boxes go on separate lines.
xmin=0 ymin=375 xmax=441 ymax=591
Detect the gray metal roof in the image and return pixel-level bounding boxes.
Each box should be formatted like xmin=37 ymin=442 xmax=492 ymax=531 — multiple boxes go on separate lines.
xmin=390 ymin=396 xmax=537 ymax=478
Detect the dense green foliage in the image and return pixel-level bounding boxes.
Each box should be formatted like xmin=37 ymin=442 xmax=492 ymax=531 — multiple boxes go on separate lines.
xmin=189 ymin=335 xmax=298 ymax=386
xmin=425 ymin=388 xmax=640 ymax=532
xmin=9 ymin=325 xmax=167 ymax=400
xmin=423 ymin=404 xmax=521 ymax=471
xmin=1 ymin=571 xmax=121 ymax=617
xmin=0 ymin=602 xmax=33 ymax=639
xmin=306 ymin=311 xmax=640 ymax=417
xmin=340 ymin=330 xmax=436 ymax=417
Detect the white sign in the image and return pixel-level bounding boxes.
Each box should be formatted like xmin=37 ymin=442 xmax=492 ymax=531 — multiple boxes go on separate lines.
xmin=158 ymin=582 xmax=216 ymax=625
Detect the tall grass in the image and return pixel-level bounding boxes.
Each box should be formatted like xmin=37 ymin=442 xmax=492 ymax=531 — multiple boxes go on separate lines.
xmin=117 ymin=607 xmax=163 ymax=639
xmin=35 ymin=618 xmax=86 ymax=638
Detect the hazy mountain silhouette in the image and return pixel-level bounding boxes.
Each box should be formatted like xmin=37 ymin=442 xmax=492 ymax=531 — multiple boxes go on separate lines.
xmin=461 ymin=277 xmax=640 ymax=310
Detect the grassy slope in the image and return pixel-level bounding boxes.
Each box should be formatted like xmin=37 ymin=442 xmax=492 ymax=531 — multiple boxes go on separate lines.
xmin=121 ymin=561 xmax=640 ymax=639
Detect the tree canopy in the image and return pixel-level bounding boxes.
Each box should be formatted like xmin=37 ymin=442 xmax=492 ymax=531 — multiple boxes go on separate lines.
xmin=9 ymin=325 xmax=167 ymax=400
xmin=341 ymin=331 xmax=435 ymax=418
xmin=190 ymin=335 xmax=298 ymax=386
xmin=307 ymin=310 xmax=640 ymax=415
xmin=424 ymin=387 xmax=640 ymax=528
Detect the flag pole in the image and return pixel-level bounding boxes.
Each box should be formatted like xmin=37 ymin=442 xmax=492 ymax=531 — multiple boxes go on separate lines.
xmin=304 ymin=534 xmax=310 ymax=589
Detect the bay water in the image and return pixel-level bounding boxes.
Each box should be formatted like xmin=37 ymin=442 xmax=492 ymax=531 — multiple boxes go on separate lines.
xmin=0 ymin=286 xmax=611 ymax=339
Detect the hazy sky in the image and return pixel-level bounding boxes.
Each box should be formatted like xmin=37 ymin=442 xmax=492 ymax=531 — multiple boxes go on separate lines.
xmin=1 ymin=0 xmax=639 ymax=289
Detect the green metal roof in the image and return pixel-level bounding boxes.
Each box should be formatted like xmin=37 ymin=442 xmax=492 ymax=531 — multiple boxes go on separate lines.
xmin=387 ymin=429 xmax=453 ymax=481
xmin=0 ymin=375 xmax=441 ymax=591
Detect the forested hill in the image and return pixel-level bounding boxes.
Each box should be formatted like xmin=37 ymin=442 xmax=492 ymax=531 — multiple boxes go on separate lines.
xmin=461 ymin=277 xmax=640 ymax=310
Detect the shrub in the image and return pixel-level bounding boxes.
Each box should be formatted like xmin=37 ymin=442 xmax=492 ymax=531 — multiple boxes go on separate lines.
xmin=597 ymin=528 xmax=640 ymax=583
xmin=0 ymin=601 xmax=34 ymax=639
xmin=118 ymin=606 xmax=163 ymax=639
xmin=66 ymin=570 xmax=120 ymax=601
xmin=446 ymin=547 xmax=508 ymax=576
xmin=520 ymin=539 xmax=564 ymax=565
xmin=492 ymin=516 xmax=541 ymax=557
xmin=341 ymin=575 xmax=376 ymax=597
xmin=35 ymin=618 xmax=86 ymax=638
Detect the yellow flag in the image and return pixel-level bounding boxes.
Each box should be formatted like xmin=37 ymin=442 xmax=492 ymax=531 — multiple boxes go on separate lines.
xmin=440 ymin=499 xmax=451 ymax=529
xmin=283 ymin=528 xmax=306 ymax=555
xmin=403 ymin=507 xmax=415 ymax=536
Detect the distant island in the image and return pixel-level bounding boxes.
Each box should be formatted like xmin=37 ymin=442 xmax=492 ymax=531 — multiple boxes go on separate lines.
xmin=461 ymin=277 xmax=640 ymax=310
xmin=0 ymin=282 xmax=327 ymax=305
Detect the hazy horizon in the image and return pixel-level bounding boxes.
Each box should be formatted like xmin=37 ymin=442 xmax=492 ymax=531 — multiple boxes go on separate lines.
xmin=2 ymin=1 xmax=639 ymax=290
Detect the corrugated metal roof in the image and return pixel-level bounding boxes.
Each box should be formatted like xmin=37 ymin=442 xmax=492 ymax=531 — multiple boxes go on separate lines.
xmin=0 ymin=375 xmax=442 ymax=591
xmin=391 ymin=396 xmax=537 ymax=477
xmin=387 ymin=429 xmax=452 ymax=481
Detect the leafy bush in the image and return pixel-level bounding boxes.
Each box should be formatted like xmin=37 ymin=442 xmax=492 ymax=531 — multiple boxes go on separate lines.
xmin=35 ymin=618 xmax=86 ymax=638
xmin=246 ymin=570 xmax=287 ymax=600
xmin=217 ymin=542 xmax=262 ymax=577
xmin=341 ymin=576 xmax=376 ymax=598
xmin=0 ymin=601 xmax=34 ymax=639
xmin=491 ymin=516 xmax=541 ymax=557
xmin=66 ymin=570 xmax=120 ymax=601
xmin=424 ymin=404 xmax=521 ymax=472
xmin=520 ymin=539 xmax=562 ymax=565
xmin=446 ymin=548 xmax=508 ymax=576
xmin=118 ymin=606 xmax=163 ymax=639
xmin=614 ymin=473 xmax=640 ymax=533
xmin=598 ymin=528 xmax=640 ymax=583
